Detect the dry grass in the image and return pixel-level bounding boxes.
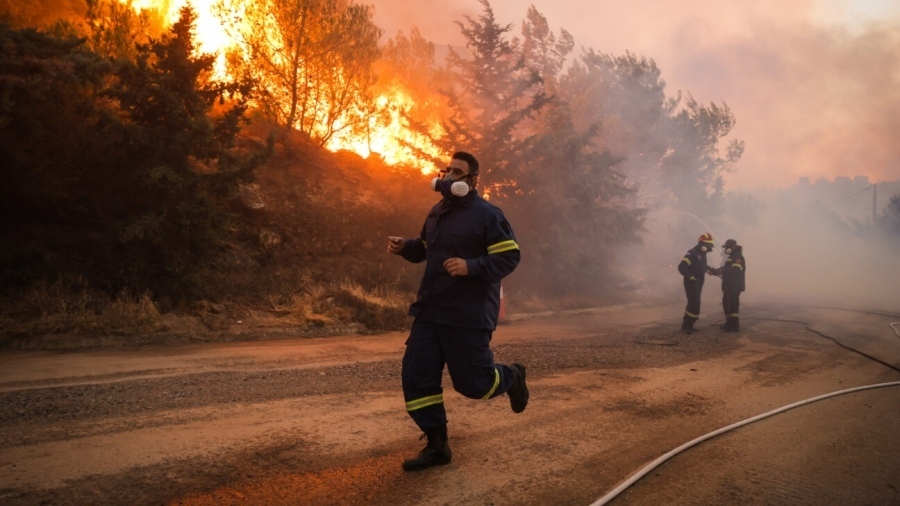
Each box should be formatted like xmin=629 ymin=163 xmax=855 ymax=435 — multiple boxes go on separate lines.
xmin=0 ymin=278 xmax=162 ymax=338
xmin=0 ymin=274 xmax=410 ymax=342
xmin=331 ymin=281 xmax=411 ymax=332
xmin=265 ymin=278 xmax=410 ymax=333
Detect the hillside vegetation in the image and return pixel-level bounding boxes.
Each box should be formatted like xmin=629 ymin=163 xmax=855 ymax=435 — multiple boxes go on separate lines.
xmin=1 ymin=1 xmax=752 ymax=346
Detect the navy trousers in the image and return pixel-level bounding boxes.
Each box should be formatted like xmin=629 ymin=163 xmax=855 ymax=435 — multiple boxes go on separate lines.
xmin=683 ymin=278 xmax=703 ymax=320
xmin=402 ymin=319 xmax=515 ymax=429
xmin=722 ymin=288 xmax=741 ymax=317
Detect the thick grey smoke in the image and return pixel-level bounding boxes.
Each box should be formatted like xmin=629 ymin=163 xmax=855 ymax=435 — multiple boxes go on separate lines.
xmin=368 ymin=0 xmax=900 ymax=312
xmin=370 ymin=0 xmax=900 ymax=189
xmin=623 ymin=180 xmax=900 ymax=314
xmin=721 ymin=182 xmax=900 ymax=312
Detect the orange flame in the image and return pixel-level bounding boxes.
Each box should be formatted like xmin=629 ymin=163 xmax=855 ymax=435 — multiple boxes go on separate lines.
xmin=325 ymin=89 xmax=446 ymax=171
xmin=122 ymin=0 xmax=445 ymax=174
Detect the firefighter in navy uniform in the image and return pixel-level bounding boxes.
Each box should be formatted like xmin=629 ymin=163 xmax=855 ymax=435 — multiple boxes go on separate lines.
xmin=387 ymin=151 xmax=528 ymax=472
xmin=677 ymin=233 xmax=714 ymax=333
xmin=708 ymin=239 xmax=746 ymax=332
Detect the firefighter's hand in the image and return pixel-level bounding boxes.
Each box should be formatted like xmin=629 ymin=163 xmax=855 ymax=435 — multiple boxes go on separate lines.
xmin=443 ymin=257 xmax=468 ymax=276
xmin=387 ymin=236 xmax=405 ymax=254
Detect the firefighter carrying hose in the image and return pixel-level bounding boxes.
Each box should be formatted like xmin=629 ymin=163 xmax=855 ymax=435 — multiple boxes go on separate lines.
xmin=678 ymin=233 xmax=714 ymax=333
xmin=707 ymin=239 xmax=746 ymax=332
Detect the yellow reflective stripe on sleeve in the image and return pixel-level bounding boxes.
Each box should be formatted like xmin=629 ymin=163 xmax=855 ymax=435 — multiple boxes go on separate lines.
xmin=406 ymin=394 xmax=443 ymax=412
xmin=480 ymin=368 xmax=500 ymax=400
xmin=732 ymin=264 xmax=743 ymax=271
xmin=487 ymin=240 xmax=519 ymax=254
xmin=422 ymin=239 xmax=427 ymax=249
xmin=682 ymin=257 xmax=692 ymax=265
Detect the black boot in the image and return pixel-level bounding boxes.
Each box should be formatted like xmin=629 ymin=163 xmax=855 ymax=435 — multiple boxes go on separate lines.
xmin=402 ymin=424 xmax=451 ymax=471
xmin=508 ymin=363 xmax=529 ymax=413
xmin=682 ymin=316 xmax=696 ymax=334
xmin=724 ymin=317 xmax=740 ymax=332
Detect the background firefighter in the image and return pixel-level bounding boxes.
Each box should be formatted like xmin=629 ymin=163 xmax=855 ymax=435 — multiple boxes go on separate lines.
xmin=678 ymin=233 xmax=714 ymax=333
xmin=708 ymin=239 xmax=746 ymax=332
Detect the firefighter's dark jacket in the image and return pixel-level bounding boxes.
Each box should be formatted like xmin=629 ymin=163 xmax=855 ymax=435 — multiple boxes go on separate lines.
xmin=399 ymin=190 xmax=520 ymax=330
xmin=678 ymin=244 xmax=708 ymax=283
xmin=714 ymin=246 xmax=746 ymax=292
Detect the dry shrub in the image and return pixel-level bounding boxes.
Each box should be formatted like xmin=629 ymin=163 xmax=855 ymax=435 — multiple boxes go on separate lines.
xmin=330 ymin=281 xmax=410 ymax=332
xmin=96 ymin=292 xmax=162 ymax=335
xmin=264 ymin=278 xmax=409 ymax=332
xmin=268 ymin=287 xmax=347 ymax=327
xmin=0 ymin=278 xmax=161 ymax=337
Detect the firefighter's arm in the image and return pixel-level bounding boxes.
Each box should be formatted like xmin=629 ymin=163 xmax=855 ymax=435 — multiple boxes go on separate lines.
xmin=677 ymin=256 xmax=691 ymax=277
xmin=467 ymin=214 xmax=520 ymax=282
xmin=395 ymin=223 xmax=427 ymax=263
xmin=400 ymin=238 xmax=426 ymax=263
xmin=468 ymin=247 xmax=520 ymax=282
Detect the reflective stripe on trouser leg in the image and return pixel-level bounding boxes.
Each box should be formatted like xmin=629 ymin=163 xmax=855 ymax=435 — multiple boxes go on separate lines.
xmin=441 ymin=325 xmax=514 ymax=400
xmin=684 ymin=280 xmax=702 ymax=319
xmin=723 ymin=289 xmax=740 ymax=317
xmin=406 ymin=393 xmax=444 ymax=412
xmin=402 ymin=320 xmax=447 ymax=428
xmin=402 ymin=321 xmax=516 ymax=431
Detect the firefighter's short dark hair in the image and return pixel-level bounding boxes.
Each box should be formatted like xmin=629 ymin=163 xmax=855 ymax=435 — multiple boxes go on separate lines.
xmin=451 ymin=151 xmax=479 ymax=174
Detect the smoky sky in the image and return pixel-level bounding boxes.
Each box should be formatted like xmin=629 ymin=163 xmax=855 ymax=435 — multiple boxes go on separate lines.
xmin=369 ymin=0 xmax=900 ymax=190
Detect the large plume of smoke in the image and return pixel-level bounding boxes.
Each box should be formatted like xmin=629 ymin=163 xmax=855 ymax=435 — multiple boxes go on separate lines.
xmin=370 ymin=0 xmax=900 ymax=312
xmin=664 ymin=7 xmax=900 ymax=189
xmin=731 ymin=190 xmax=900 ymax=312
xmin=370 ymin=0 xmax=900 ymax=189
xmin=621 ymin=184 xmax=900 ymax=314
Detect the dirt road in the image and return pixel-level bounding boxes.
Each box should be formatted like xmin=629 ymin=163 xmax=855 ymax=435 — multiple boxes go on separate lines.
xmin=1 ymin=302 xmax=899 ymax=505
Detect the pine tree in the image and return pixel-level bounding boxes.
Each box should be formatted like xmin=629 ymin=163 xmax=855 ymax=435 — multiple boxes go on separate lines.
xmin=96 ymin=5 xmax=258 ymax=297
xmin=436 ymin=0 xmax=547 ymax=193
xmin=215 ymin=0 xmax=382 ymax=146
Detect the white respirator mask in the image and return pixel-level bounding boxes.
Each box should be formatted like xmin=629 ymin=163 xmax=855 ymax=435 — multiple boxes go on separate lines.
xmin=431 ymin=176 xmax=470 ymax=198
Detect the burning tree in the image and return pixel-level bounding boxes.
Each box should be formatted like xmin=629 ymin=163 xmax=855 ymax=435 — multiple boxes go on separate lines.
xmin=0 ymin=6 xmax=261 ymax=298
xmin=214 ymin=0 xmax=382 ymax=146
xmin=367 ymin=27 xmax=450 ymax=169
xmin=0 ymin=0 xmax=747 ymax=310
xmin=410 ymin=2 xmax=646 ymax=297
xmin=84 ymin=0 xmax=158 ymax=60
xmin=101 ymin=5 xmax=259 ymax=296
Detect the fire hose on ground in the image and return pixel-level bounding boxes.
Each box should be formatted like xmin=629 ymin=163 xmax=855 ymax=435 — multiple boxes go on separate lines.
xmin=589 ymin=380 xmax=900 ymax=506
xmin=591 ymin=308 xmax=900 ymax=506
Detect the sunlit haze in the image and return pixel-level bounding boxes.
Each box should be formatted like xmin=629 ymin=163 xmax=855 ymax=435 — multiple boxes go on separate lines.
xmin=370 ymin=0 xmax=900 ymax=190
